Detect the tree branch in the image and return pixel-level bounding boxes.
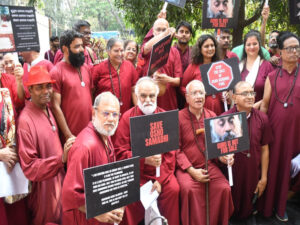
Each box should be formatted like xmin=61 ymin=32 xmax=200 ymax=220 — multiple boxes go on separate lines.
xmin=243 ymin=2 xmax=264 ymax=27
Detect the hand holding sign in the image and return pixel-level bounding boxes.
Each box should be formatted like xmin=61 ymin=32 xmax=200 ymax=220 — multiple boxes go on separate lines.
xmin=94 ymin=208 xmax=124 ymax=224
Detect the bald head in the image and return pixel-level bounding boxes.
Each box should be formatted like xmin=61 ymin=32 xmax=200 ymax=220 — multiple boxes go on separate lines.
xmin=233 ymin=81 xmax=252 ymax=94
xmin=153 ymin=18 xmax=169 ymax=36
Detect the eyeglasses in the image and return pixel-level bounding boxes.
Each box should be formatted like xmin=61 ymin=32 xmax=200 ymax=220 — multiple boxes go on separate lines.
xmin=188 ymin=91 xmax=205 ymax=97
xmin=139 ymin=93 xmax=157 ymax=99
xmin=235 ymin=91 xmax=256 ymax=97
xmin=99 ymin=110 xmax=120 ymax=119
xmin=282 ymin=46 xmax=300 ymax=53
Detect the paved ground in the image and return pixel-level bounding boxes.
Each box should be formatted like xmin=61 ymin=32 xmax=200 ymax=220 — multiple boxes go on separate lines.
xmin=230 ymin=192 xmax=300 ymax=225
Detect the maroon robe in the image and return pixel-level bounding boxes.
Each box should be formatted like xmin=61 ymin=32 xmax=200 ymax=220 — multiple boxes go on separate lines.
xmin=44 ymin=50 xmax=57 ymax=64
xmin=17 ymin=101 xmax=65 ymax=225
xmin=262 ymin=66 xmax=300 ymax=218
xmin=173 ymin=43 xmax=191 ymax=73
xmin=92 ymin=60 xmax=138 ymax=114
xmin=176 ymin=107 xmax=234 ymax=225
xmin=140 ymin=46 xmax=183 ymax=111
xmin=0 ymin=199 xmax=8 ymax=225
xmin=224 ymin=50 xmax=239 ymax=60
xmin=112 ymin=106 xmax=180 ymax=225
xmin=222 ymin=106 xmax=273 ymax=219
xmin=51 ymin=61 xmax=93 ymax=137
xmin=62 ymin=122 xmax=115 ymax=225
xmin=240 ymin=60 xmax=274 ymax=102
xmin=22 ymin=60 xmax=54 ymax=99
xmin=181 ymin=64 xmax=224 ymax=115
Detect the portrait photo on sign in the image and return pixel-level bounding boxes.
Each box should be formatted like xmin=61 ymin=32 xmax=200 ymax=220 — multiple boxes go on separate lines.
xmin=289 ymin=0 xmax=300 ymax=24
xmin=210 ymin=114 xmax=242 ymax=144
xmin=202 ymin=0 xmax=240 ymax=29
xmin=0 ymin=6 xmax=16 ymax=52
xmin=204 ymin=112 xmax=249 ymax=160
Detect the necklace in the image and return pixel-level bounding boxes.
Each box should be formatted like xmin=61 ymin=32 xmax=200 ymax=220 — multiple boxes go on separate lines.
xmin=46 ymin=107 xmax=56 ymax=132
xmin=76 ymin=68 xmax=85 ymax=87
xmin=108 ymin=60 xmax=123 ymax=106
xmin=274 ymin=64 xmax=299 ymax=108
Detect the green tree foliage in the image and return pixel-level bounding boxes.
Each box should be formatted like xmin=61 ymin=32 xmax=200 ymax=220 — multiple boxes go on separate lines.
xmin=114 ymin=0 xmax=300 ymax=46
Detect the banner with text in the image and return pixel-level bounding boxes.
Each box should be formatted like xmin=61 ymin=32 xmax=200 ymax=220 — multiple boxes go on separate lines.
xmin=0 ymin=5 xmax=39 ymax=53
xmin=130 ymin=110 xmax=179 ymax=158
xmin=204 ymin=112 xmax=249 ymax=159
xmin=84 ymin=157 xmax=140 ymax=219
xmin=200 ymin=57 xmax=240 ymax=95
xmin=147 ymin=34 xmax=172 ymax=76
xmin=202 ymin=0 xmax=240 ymax=29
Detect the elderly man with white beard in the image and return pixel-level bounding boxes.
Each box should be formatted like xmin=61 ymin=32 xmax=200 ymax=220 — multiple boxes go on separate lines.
xmin=62 ymin=92 xmax=125 ymax=225
xmin=113 ymin=77 xmax=180 ymax=225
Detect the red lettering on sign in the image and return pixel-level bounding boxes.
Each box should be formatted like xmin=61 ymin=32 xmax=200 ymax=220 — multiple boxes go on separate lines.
xmin=145 ymin=121 xmax=168 ymax=147
xmin=207 ymin=61 xmax=233 ymax=91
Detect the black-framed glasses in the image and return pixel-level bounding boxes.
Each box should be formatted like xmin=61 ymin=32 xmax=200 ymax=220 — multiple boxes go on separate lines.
xmin=235 ymin=91 xmax=256 ymax=97
xmin=282 ymin=46 xmax=300 ymax=53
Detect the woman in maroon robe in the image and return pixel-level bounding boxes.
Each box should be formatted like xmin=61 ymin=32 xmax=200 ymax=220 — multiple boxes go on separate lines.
xmin=92 ymin=38 xmax=138 ymax=114
xmin=239 ymin=30 xmax=274 ymax=107
xmin=181 ymin=34 xmax=225 ymax=115
xmin=260 ymin=32 xmax=300 ymax=221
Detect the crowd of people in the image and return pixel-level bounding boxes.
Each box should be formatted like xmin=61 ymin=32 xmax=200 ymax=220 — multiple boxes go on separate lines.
xmin=0 ymin=6 xmax=300 ymax=225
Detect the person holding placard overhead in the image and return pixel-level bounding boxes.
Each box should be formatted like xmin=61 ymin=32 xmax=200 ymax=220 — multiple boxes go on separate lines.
xmin=260 ymin=32 xmax=300 ymax=222
xmin=92 ymin=38 xmax=139 ymax=114
xmin=180 ymin=34 xmax=227 ymax=115
xmin=113 ymin=77 xmax=180 ymax=225
xmin=140 ymin=18 xmax=182 ymax=111
xmin=176 ymin=80 xmax=234 ymax=225
xmin=238 ymin=30 xmax=274 ymax=109
xmin=62 ymin=92 xmax=124 ymax=225
xmin=222 ymin=81 xmax=272 ymax=220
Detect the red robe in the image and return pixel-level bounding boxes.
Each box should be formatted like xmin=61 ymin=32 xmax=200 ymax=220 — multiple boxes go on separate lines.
xmin=51 ymin=61 xmax=93 ymax=137
xmin=17 ymin=101 xmax=65 ymax=225
xmin=140 ymin=46 xmax=183 ymax=111
xmin=181 ymin=64 xmax=225 ymax=115
xmin=53 ymin=49 xmax=97 ymax=68
xmin=92 ymin=60 xmax=138 ymax=114
xmin=112 ymin=106 xmax=180 ymax=225
xmin=176 ymin=107 xmax=234 ymax=225
xmin=1 ymin=73 xmax=24 ymax=116
xmin=222 ymin=106 xmax=273 ymax=219
xmin=262 ymin=66 xmax=300 ymax=218
xmin=22 ymin=60 xmax=54 ymax=99
xmin=62 ymin=122 xmax=115 ymax=225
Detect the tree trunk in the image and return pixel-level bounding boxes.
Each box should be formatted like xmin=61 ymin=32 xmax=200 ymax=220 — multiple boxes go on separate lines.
xmin=232 ymin=0 xmax=245 ymax=47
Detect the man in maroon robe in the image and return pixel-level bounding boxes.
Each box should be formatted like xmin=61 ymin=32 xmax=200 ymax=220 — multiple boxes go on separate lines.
xmin=140 ymin=18 xmax=182 ymax=111
xmin=17 ymin=66 xmax=74 ymax=225
xmin=222 ymin=81 xmax=272 ymax=219
xmin=176 ymin=80 xmax=234 ymax=225
xmin=51 ymin=30 xmax=93 ymax=142
xmin=113 ymin=77 xmax=180 ymax=225
xmin=260 ymin=32 xmax=300 ymax=221
xmin=62 ymin=92 xmax=124 ymax=225
xmin=54 ymin=20 xmax=97 ymax=67
xmin=19 ymin=50 xmax=53 ymax=99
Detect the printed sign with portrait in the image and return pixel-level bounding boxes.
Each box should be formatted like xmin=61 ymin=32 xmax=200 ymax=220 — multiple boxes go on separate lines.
xmin=204 ymin=112 xmax=249 ymax=159
xmin=289 ymin=0 xmax=300 ymax=24
xmin=202 ymin=0 xmax=240 ymax=29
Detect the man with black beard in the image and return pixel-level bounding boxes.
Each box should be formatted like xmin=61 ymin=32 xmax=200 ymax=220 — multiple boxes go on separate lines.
xmin=51 ymin=30 xmax=93 ymax=143
xmin=215 ymin=29 xmax=238 ymax=60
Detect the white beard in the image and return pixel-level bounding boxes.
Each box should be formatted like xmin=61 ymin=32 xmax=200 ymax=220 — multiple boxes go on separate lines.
xmin=92 ymin=116 xmax=118 ymax=137
xmin=137 ymin=99 xmax=157 ymax=115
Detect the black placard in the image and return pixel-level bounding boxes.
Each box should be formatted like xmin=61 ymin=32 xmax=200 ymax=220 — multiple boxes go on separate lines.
xmin=0 ymin=5 xmax=39 ymax=53
xmin=202 ymin=0 xmax=240 ymax=29
xmin=130 ymin=110 xmax=179 ymax=158
xmin=289 ymin=0 xmax=300 ymax=24
xmin=83 ymin=157 xmax=140 ymax=219
xmin=147 ymin=34 xmax=172 ymax=76
xmin=161 ymin=0 xmax=186 ymax=8
xmin=200 ymin=57 xmax=240 ymax=95
xmin=204 ymin=112 xmax=249 ymax=160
